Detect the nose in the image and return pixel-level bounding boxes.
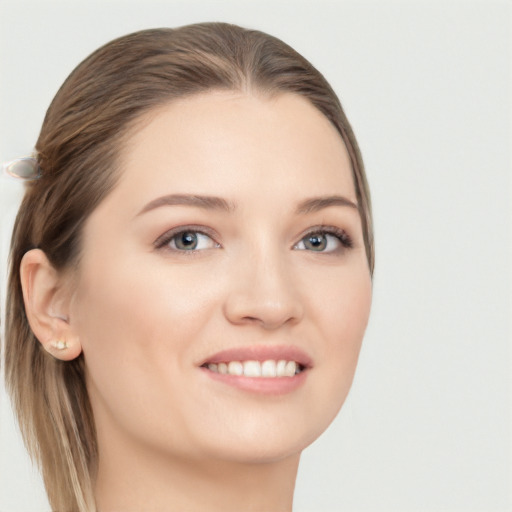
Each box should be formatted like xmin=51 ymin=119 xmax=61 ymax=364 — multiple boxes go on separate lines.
xmin=223 ymin=248 xmax=304 ymax=330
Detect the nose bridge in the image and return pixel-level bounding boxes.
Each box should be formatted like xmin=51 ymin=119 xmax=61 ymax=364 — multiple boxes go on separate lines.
xmin=251 ymin=241 xmax=290 ymax=296
xmin=223 ymin=233 xmax=303 ymax=329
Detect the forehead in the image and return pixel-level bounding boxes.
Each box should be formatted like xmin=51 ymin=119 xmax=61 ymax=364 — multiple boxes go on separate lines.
xmin=111 ymin=91 xmax=356 ymax=213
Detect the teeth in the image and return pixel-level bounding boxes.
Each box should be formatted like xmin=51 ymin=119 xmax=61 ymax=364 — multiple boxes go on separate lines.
xmin=206 ymin=359 xmax=302 ymax=378
xmin=261 ymin=360 xmax=277 ymax=377
xmin=276 ymin=360 xmax=287 ymax=377
xmin=284 ymin=361 xmax=297 ymax=377
xmin=228 ymin=361 xmax=243 ymax=376
xmin=243 ymin=360 xmax=261 ymax=377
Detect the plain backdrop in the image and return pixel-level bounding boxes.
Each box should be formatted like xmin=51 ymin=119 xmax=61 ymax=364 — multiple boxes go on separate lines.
xmin=0 ymin=1 xmax=510 ymax=511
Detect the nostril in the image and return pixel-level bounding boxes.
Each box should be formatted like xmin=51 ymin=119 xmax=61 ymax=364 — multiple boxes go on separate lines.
xmin=241 ymin=316 xmax=260 ymax=323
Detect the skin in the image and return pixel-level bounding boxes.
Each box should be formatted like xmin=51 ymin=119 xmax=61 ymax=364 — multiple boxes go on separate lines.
xmin=21 ymin=91 xmax=372 ymax=511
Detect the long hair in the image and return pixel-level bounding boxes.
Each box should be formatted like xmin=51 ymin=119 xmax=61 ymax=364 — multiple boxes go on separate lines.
xmin=4 ymin=22 xmax=373 ymax=511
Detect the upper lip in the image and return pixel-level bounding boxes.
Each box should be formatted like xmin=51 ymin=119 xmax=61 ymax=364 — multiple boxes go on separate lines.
xmin=199 ymin=345 xmax=313 ymax=369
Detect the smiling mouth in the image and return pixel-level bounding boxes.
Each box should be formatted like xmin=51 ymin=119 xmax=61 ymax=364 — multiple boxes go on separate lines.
xmin=201 ymin=360 xmax=306 ymax=378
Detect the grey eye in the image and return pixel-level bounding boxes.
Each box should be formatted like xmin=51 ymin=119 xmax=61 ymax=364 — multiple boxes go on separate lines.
xmin=294 ymin=232 xmax=344 ymax=253
xmin=169 ymin=231 xmax=217 ymax=251
xmin=174 ymin=231 xmax=199 ymax=250
xmin=303 ymin=234 xmax=327 ymax=251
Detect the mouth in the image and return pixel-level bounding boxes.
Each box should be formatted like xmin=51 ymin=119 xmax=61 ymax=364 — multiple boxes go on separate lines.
xmin=198 ymin=345 xmax=312 ymax=394
xmin=201 ymin=359 xmax=306 ymax=377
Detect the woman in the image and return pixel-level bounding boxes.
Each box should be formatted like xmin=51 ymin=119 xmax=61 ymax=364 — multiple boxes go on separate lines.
xmin=4 ymin=22 xmax=373 ymax=511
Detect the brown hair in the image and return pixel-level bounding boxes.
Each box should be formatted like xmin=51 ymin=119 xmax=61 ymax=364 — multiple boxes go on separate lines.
xmin=4 ymin=22 xmax=374 ymax=511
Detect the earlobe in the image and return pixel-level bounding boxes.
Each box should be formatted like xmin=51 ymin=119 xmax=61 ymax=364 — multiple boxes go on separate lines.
xmin=20 ymin=249 xmax=82 ymax=361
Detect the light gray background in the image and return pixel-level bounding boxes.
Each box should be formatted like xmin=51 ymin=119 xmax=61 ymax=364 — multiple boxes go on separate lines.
xmin=0 ymin=1 xmax=510 ymax=511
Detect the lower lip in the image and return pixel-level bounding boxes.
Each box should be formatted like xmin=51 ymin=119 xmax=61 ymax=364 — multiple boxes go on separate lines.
xmin=200 ymin=367 xmax=308 ymax=395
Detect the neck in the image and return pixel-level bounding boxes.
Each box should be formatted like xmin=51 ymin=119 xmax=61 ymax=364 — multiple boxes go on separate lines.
xmin=94 ymin=435 xmax=300 ymax=512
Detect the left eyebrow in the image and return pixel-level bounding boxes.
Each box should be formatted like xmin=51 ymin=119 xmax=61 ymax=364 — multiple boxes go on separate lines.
xmin=295 ymin=195 xmax=358 ymax=214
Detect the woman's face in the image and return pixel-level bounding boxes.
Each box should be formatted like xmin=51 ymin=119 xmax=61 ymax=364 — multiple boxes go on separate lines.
xmin=69 ymin=91 xmax=372 ymax=465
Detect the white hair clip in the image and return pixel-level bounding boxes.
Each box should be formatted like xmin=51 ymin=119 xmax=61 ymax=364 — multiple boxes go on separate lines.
xmin=2 ymin=157 xmax=41 ymax=180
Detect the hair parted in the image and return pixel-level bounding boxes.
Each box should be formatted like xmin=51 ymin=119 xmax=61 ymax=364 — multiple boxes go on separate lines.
xmin=4 ymin=22 xmax=373 ymax=512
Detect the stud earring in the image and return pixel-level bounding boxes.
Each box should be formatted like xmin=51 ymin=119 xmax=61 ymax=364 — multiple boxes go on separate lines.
xmin=50 ymin=340 xmax=68 ymax=350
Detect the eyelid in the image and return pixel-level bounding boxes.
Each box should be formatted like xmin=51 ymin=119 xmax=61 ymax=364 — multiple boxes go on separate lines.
xmin=153 ymin=225 xmax=221 ymax=250
xmin=293 ymin=225 xmax=353 ymax=251
xmin=153 ymin=223 xmax=353 ymax=252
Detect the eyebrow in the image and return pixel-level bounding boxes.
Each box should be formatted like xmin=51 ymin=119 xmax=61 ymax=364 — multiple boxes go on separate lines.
xmin=136 ymin=194 xmax=235 ymax=216
xmin=295 ymin=195 xmax=358 ymax=214
xmin=136 ymin=193 xmax=358 ymax=217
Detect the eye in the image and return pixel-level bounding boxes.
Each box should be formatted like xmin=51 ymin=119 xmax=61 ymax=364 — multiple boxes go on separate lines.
xmin=294 ymin=228 xmax=353 ymax=253
xmin=155 ymin=228 xmax=220 ymax=252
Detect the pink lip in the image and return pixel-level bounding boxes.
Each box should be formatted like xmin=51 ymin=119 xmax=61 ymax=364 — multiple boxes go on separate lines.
xmin=199 ymin=345 xmax=313 ymax=368
xmin=198 ymin=345 xmax=312 ymax=395
xmin=200 ymin=368 xmax=308 ymax=395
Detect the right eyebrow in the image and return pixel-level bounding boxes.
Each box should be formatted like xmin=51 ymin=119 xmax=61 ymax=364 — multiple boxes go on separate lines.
xmin=135 ymin=194 xmax=235 ymax=217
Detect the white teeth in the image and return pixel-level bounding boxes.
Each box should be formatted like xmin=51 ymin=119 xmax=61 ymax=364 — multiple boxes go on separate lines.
xmin=243 ymin=360 xmax=261 ymax=377
xmin=284 ymin=361 xmax=297 ymax=377
xmin=206 ymin=359 xmax=302 ymax=378
xmin=227 ymin=361 xmax=243 ymax=376
xmin=261 ymin=360 xmax=277 ymax=377
xmin=276 ymin=360 xmax=287 ymax=377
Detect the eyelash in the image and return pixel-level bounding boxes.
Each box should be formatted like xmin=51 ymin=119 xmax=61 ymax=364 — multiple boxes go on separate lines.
xmin=153 ymin=225 xmax=219 ymax=252
xmin=296 ymin=226 xmax=354 ymax=253
xmin=154 ymin=225 xmax=353 ymax=254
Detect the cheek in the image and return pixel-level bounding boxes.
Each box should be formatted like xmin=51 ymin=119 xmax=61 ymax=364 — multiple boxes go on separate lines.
xmin=308 ymin=263 xmax=372 ymax=414
xmin=74 ymin=255 xmax=214 ymax=348
xmin=309 ymin=259 xmax=371 ymax=349
xmin=70 ymin=256 xmax=218 ymax=424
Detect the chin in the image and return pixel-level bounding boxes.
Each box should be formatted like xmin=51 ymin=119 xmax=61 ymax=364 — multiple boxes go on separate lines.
xmin=185 ymin=401 xmax=343 ymax=466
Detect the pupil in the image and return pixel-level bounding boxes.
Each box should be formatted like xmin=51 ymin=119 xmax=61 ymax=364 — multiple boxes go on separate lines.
xmin=307 ymin=234 xmax=326 ymax=251
xmin=177 ymin=232 xmax=198 ymax=250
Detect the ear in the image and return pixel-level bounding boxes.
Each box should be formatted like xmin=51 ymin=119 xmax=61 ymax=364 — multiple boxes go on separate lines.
xmin=20 ymin=249 xmax=82 ymax=361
